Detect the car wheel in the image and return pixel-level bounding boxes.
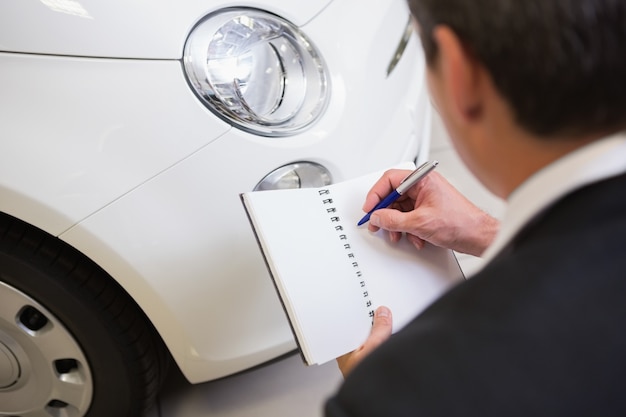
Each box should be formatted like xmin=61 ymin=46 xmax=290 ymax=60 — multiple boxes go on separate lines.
xmin=0 ymin=214 xmax=169 ymax=417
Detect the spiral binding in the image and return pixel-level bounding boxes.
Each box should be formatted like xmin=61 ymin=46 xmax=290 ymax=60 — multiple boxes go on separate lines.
xmin=319 ymin=188 xmax=375 ymax=323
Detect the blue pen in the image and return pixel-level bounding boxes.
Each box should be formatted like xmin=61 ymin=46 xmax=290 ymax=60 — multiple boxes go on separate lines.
xmin=357 ymin=160 xmax=439 ymax=226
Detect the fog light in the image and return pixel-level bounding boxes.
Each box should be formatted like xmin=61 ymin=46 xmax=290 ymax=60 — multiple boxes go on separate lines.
xmin=254 ymin=162 xmax=332 ymax=191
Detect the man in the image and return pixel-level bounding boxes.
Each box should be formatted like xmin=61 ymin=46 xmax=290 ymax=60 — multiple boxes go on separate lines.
xmin=325 ymin=0 xmax=626 ymax=415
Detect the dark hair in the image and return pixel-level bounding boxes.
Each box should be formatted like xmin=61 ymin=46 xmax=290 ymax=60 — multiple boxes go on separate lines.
xmin=407 ymin=0 xmax=626 ymax=138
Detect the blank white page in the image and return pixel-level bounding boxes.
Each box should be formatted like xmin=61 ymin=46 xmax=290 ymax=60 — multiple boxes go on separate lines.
xmin=242 ymin=166 xmax=463 ymax=365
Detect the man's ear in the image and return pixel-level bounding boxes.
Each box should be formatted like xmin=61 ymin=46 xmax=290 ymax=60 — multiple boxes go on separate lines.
xmin=432 ymin=26 xmax=484 ymax=122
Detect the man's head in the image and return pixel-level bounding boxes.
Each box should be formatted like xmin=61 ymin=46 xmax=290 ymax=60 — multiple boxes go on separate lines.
xmin=407 ymin=0 xmax=626 ymax=139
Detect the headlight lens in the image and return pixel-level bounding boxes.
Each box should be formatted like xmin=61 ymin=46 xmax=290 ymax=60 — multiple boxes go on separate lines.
xmin=183 ymin=9 xmax=330 ymax=137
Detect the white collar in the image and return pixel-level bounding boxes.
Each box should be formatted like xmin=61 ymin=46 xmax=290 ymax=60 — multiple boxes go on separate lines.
xmin=480 ymin=131 xmax=626 ymax=267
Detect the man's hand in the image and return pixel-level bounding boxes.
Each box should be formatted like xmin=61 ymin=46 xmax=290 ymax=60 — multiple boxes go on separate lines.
xmin=363 ymin=170 xmax=499 ymax=257
xmin=336 ymin=306 xmax=393 ymax=377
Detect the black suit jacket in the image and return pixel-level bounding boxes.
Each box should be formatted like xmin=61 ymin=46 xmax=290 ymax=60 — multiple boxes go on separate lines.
xmin=326 ymin=173 xmax=626 ymax=417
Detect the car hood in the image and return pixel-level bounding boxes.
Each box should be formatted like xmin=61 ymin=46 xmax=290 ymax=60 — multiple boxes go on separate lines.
xmin=0 ymin=0 xmax=332 ymax=59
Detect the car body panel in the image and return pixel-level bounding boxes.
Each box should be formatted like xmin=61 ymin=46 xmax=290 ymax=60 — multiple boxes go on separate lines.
xmin=0 ymin=0 xmax=331 ymax=58
xmin=0 ymin=53 xmax=229 ymax=236
xmin=0 ymin=0 xmax=431 ymax=383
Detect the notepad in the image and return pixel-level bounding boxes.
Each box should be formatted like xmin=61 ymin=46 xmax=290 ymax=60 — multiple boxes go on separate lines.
xmin=241 ymin=164 xmax=464 ymax=365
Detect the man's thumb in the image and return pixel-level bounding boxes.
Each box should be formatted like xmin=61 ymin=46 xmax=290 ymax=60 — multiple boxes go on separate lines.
xmin=367 ymin=306 xmax=393 ymax=347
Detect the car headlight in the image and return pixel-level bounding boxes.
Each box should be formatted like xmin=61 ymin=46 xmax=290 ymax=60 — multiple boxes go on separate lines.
xmin=183 ymin=9 xmax=330 ymax=137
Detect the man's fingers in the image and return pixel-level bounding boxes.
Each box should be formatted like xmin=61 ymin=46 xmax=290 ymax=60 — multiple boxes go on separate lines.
xmin=370 ymin=210 xmax=409 ymax=232
xmin=407 ymin=233 xmax=426 ymax=250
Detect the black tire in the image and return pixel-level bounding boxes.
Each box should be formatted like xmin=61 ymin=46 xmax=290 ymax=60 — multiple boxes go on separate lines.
xmin=0 ymin=213 xmax=170 ymax=417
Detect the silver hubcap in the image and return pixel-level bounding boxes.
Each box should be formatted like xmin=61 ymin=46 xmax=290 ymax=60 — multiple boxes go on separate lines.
xmin=0 ymin=281 xmax=93 ymax=417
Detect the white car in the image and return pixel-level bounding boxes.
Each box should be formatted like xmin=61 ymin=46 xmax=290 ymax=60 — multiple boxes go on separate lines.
xmin=0 ymin=1 xmax=431 ymax=416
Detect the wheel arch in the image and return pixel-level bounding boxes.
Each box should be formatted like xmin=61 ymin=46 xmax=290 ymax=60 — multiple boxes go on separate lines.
xmin=0 ymin=210 xmax=175 ymax=384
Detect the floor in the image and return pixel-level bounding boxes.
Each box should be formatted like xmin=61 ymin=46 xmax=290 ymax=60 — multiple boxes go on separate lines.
xmin=151 ymin=111 xmax=506 ymax=417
